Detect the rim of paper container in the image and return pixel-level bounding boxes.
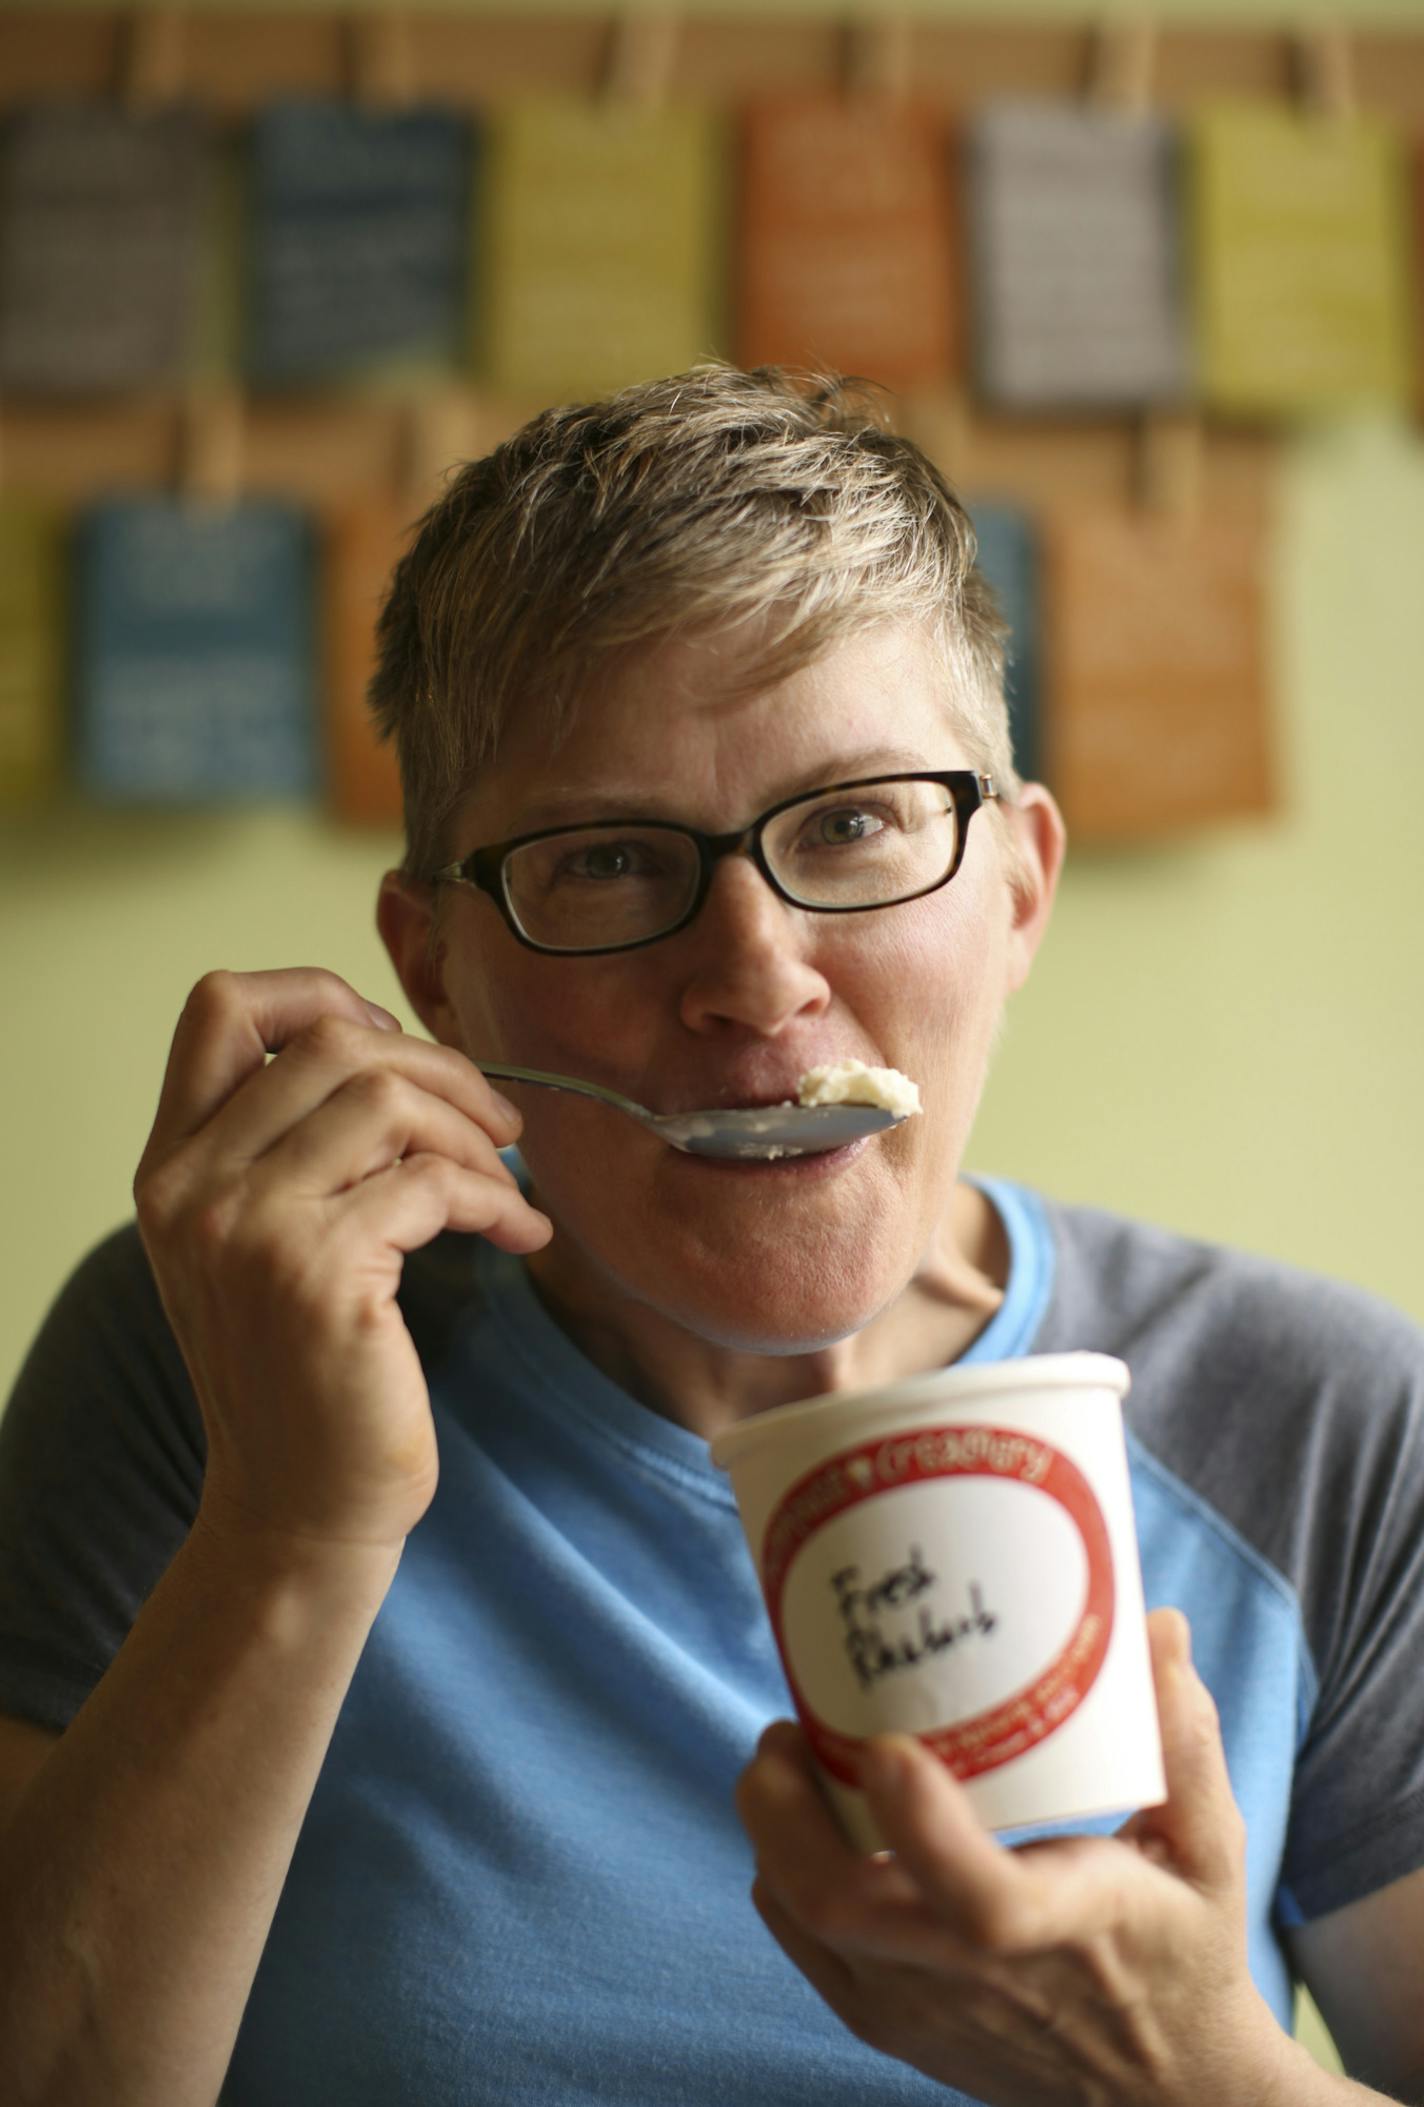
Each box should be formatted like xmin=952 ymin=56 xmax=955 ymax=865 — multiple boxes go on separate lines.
xmin=708 ymin=1351 xmax=1129 ymax=1471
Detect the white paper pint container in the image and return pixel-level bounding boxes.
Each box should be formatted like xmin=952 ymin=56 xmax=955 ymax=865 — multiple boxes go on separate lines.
xmin=711 ymin=1353 xmax=1165 ymax=1849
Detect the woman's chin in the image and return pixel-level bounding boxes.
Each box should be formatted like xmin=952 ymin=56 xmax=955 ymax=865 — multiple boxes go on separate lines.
xmin=634 ymin=1247 xmax=901 ymax=1357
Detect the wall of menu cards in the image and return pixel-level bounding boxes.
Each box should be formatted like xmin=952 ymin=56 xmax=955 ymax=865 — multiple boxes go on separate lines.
xmin=1 ymin=11 xmax=1421 ymax=841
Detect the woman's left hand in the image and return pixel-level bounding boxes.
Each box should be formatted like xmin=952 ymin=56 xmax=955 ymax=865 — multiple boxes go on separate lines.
xmin=736 ymin=1609 xmax=1291 ymax=2107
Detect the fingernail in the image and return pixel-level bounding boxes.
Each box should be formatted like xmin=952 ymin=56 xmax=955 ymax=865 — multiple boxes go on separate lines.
xmin=364 ymin=1002 xmax=402 ymax=1032
xmin=492 ymin=1091 xmax=522 ymax=1126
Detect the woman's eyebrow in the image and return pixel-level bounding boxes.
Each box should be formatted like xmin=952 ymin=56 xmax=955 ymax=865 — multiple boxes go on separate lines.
xmin=513 ymin=752 xmax=935 ymax=832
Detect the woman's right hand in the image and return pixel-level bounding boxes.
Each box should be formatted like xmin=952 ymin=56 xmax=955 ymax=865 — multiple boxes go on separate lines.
xmin=133 ymin=967 xmax=552 ymax=1557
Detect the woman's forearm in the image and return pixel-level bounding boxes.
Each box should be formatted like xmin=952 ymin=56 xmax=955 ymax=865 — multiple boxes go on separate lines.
xmin=0 ymin=1515 xmax=399 ymax=2107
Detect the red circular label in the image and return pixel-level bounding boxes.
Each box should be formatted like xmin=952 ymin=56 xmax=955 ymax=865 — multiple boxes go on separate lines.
xmin=761 ymin=1421 xmax=1115 ymax=1785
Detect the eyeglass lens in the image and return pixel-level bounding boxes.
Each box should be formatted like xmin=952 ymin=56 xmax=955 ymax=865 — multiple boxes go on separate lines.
xmin=501 ymin=777 xmax=960 ymax=952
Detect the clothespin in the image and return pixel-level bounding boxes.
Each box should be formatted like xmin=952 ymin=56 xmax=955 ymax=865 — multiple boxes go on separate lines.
xmin=123 ymin=7 xmax=188 ymax=113
xmin=177 ymin=387 xmax=247 ymax=511
xmin=840 ymin=13 xmax=913 ymax=104
xmin=600 ymin=13 xmax=681 ymax=109
xmin=1292 ymin=23 xmax=1357 ymax=123
xmin=399 ymin=390 xmax=481 ymax=509
xmin=1133 ymin=409 xmax=1204 ymax=528
xmin=349 ymin=11 xmax=419 ymax=113
xmin=901 ymin=385 xmax=974 ymax=497
xmin=1086 ymin=20 xmax=1158 ymax=120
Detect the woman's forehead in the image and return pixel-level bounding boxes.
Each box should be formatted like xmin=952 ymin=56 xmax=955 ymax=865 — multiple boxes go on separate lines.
xmin=454 ymin=622 xmax=966 ymax=838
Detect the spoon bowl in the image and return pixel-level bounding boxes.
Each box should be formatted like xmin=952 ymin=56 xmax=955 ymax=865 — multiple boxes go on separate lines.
xmin=479 ymin=1062 xmax=904 ymax=1159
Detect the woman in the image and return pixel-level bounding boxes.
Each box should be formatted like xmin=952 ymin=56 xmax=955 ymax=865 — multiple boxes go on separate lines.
xmin=2 ymin=367 xmax=1422 ymax=2105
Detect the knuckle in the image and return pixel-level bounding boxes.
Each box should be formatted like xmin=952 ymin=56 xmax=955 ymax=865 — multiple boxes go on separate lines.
xmin=793 ymin=1878 xmax=860 ymax=1948
xmin=301 ymin=1011 xmax=362 ymax=1064
xmin=349 ymin=1065 xmax=408 ymax=1118
xmin=963 ymin=1889 xmax=1036 ymax=1955
xmin=183 ymin=968 xmax=240 ymax=1026
xmin=838 ymin=1995 xmax=886 ymax=2052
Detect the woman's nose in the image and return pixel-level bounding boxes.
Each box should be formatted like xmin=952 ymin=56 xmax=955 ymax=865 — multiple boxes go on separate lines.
xmin=675 ymin=858 xmax=831 ymax=1037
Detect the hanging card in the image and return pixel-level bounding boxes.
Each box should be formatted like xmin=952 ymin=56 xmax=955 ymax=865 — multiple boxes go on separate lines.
xmin=323 ymin=498 xmax=413 ymax=827
xmin=1041 ymin=505 xmax=1274 ymax=840
xmin=967 ymin=101 xmax=1190 ymax=412
xmin=248 ymin=102 xmax=473 ymax=386
xmin=968 ymin=503 xmax=1042 ymax=786
xmin=736 ymin=95 xmax=958 ymax=389
xmin=480 ymin=100 xmax=722 ymax=398
xmin=1192 ymin=103 xmax=1414 ymax=415
xmin=0 ymin=501 xmax=66 ymax=805
xmin=76 ymin=498 xmax=315 ymax=801
xmin=0 ymin=105 xmax=208 ymax=392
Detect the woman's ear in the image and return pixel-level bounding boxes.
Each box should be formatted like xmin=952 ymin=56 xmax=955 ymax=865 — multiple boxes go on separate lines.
xmin=376 ymin=870 xmax=461 ymax=1045
xmin=1003 ymin=782 xmax=1066 ymax=995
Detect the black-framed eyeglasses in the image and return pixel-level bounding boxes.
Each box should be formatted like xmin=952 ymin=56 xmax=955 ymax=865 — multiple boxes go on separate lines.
xmin=430 ymin=770 xmax=1001 ymax=958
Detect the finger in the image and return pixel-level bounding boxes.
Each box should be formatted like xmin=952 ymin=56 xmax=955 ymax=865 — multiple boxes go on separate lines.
xmin=1117 ymin=1609 xmax=1244 ymax=1895
xmin=736 ymin=1724 xmax=929 ymax=1955
xmin=194 ymin=1021 xmax=520 ymax=1172
xmin=856 ymin=1735 xmax=1051 ymax=1953
xmin=146 ymin=969 xmax=405 ymax=1158
xmin=247 ymin=1068 xmax=520 ymax=1199
xmin=339 ymin=1154 xmax=553 ymax=1257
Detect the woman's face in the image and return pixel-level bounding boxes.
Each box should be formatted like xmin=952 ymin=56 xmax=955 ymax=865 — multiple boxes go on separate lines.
xmin=395 ymin=621 xmax=1055 ymax=1354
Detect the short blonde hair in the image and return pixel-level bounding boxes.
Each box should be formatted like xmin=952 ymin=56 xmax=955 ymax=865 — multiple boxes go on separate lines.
xmin=370 ymin=363 xmax=1019 ymax=879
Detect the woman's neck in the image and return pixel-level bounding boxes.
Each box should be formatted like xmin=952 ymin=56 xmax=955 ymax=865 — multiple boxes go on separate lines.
xmin=523 ymin=1181 xmax=1010 ymax=1443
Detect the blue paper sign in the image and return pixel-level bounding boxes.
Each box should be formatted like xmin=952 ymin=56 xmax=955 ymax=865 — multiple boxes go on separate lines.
xmin=969 ymin=504 xmax=1042 ymax=786
xmin=248 ymin=101 xmax=472 ymax=383
xmin=76 ymin=499 xmax=315 ymax=801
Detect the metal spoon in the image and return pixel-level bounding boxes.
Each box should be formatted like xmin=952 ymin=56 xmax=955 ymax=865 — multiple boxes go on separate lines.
xmin=478 ymin=1061 xmax=904 ymax=1160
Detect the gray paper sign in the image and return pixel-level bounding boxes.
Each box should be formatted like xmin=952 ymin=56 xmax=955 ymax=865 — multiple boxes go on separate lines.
xmin=0 ymin=106 xmax=208 ymax=392
xmin=969 ymin=101 xmax=1190 ymax=411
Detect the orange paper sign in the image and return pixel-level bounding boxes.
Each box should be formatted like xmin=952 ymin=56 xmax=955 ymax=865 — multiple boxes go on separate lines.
xmin=1042 ymin=506 xmax=1274 ymax=841
xmin=736 ymin=94 xmax=959 ymax=389
xmin=323 ymin=500 xmax=415 ymax=829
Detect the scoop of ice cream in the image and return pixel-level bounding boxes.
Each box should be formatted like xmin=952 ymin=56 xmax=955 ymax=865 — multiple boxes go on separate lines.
xmin=796 ymin=1060 xmax=921 ymax=1117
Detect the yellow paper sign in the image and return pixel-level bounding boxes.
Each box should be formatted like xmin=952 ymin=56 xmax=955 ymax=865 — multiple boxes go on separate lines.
xmin=479 ymin=99 xmax=724 ymax=399
xmin=1192 ymin=103 xmax=1414 ymax=415
xmin=0 ymin=501 xmax=66 ymax=805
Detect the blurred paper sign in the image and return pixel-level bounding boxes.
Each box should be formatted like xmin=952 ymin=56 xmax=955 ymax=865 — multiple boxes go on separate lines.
xmin=248 ymin=103 xmax=472 ymax=385
xmin=0 ymin=106 xmax=208 ymax=392
xmin=1192 ymin=104 xmax=1414 ymax=415
xmin=968 ymin=101 xmax=1190 ymax=412
xmin=0 ymin=502 xmax=66 ymax=805
xmin=1042 ymin=506 xmax=1273 ymax=840
xmin=1414 ymin=141 xmax=1424 ymax=410
xmin=735 ymin=95 xmax=958 ymax=388
xmin=481 ymin=100 xmax=722 ymax=398
xmin=323 ymin=499 xmax=412 ymax=827
xmin=76 ymin=499 xmax=315 ymax=801
xmin=968 ymin=503 xmax=1042 ymax=785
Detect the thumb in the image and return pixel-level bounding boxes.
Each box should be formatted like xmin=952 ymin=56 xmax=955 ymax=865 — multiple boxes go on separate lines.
xmin=1119 ymin=1608 xmax=1245 ymax=1896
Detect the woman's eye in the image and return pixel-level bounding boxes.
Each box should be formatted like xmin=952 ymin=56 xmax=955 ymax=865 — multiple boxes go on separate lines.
xmin=809 ymin=806 xmax=888 ymax=846
xmin=560 ymin=840 xmax=658 ymax=882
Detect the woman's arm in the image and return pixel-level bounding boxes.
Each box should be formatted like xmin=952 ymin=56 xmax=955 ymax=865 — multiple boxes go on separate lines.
xmin=0 ymin=967 xmax=551 ymax=2106
xmin=0 ymin=1522 xmax=397 ymax=2107
xmin=1287 ymin=1869 xmax=1424 ymax=2105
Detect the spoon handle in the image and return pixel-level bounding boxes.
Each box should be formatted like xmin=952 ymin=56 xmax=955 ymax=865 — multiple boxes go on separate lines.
xmin=476 ymin=1061 xmax=648 ymax=1122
